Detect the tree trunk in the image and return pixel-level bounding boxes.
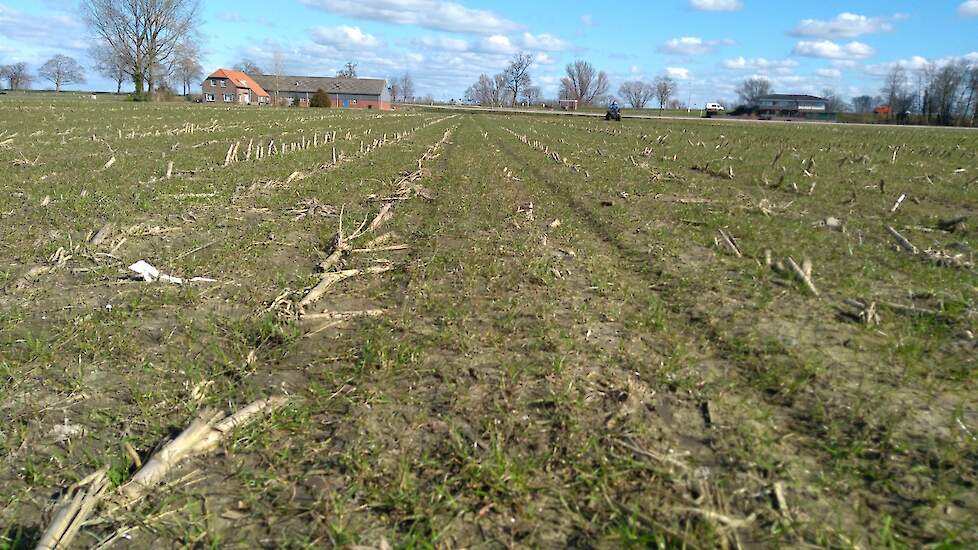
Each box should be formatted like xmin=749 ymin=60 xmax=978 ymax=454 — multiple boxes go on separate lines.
xmin=116 ymin=78 xmax=122 ymax=94
xmin=134 ymin=72 xmax=144 ymax=95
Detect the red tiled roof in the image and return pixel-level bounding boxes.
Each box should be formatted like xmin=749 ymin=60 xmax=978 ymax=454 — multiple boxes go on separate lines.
xmin=206 ymin=68 xmax=270 ymax=98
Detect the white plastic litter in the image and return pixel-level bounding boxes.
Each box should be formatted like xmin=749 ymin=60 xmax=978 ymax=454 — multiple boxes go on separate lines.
xmin=128 ymin=260 xmax=216 ymax=284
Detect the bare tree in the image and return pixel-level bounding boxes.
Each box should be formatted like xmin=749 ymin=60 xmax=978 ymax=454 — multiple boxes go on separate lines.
xmin=234 ymin=59 xmax=262 ymax=75
xmin=522 ymin=85 xmax=542 ymax=105
xmin=851 ymin=95 xmax=875 ymax=113
xmin=927 ymin=61 xmax=968 ymax=125
xmin=466 ymin=73 xmax=500 ymax=106
xmin=337 ymin=61 xmax=358 ymax=78
xmin=172 ymin=41 xmax=202 ymax=95
xmin=736 ymin=77 xmax=771 ymax=106
xmin=1 ymin=62 xmax=32 ymax=90
xmin=38 ymin=55 xmax=86 ymax=92
xmin=91 ymin=42 xmax=127 ymax=93
xmin=821 ymin=89 xmax=848 ymax=112
xmin=654 ymin=75 xmax=678 ymax=109
xmin=271 ymin=51 xmax=285 ymax=105
xmin=502 ymin=53 xmax=533 ymax=107
xmin=81 ymin=0 xmax=200 ymax=96
xmin=967 ymin=63 xmax=978 ymax=126
xmin=618 ymin=81 xmax=655 ymax=109
xmin=559 ymin=60 xmax=609 ymax=106
xmin=881 ymin=65 xmax=912 ymax=118
xmin=388 ymin=77 xmax=400 ymax=103
xmin=398 ymin=72 xmax=414 ymax=101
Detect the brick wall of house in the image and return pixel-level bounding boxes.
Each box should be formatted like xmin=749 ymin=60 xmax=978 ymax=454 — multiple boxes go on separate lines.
xmin=201 ymin=77 xmax=268 ymax=105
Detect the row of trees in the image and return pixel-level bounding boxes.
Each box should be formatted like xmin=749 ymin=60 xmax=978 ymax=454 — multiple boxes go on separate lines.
xmin=465 ymin=56 xmax=681 ymax=110
xmin=1 ymin=56 xmax=86 ymax=92
xmin=619 ymin=76 xmax=678 ymax=109
xmin=81 ymin=0 xmax=202 ymax=97
xmin=875 ymin=63 xmax=978 ymax=125
xmin=465 ymin=53 xmax=538 ymax=107
xmin=389 ymin=72 xmax=415 ymax=102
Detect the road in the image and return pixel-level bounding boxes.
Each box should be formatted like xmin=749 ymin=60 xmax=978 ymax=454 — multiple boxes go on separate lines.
xmin=404 ymin=103 xmax=978 ymax=131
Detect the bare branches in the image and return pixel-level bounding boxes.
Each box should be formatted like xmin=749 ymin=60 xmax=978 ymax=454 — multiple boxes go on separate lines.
xmin=560 ymin=60 xmax=610 ymax=106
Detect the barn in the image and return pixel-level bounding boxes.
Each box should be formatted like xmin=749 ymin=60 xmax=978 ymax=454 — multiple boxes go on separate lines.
xmin=253 ymin=74 xmax=391 ymax=109
xmin=755 ymin=94 xmax=834 ymax=120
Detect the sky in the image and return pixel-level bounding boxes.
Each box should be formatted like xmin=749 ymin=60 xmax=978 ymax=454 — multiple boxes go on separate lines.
xmin=1 ymin=0 xmax=977 ymax=106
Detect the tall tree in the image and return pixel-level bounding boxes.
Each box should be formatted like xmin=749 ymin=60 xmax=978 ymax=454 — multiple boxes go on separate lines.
xmin=502 ymin=53 xmax=533 ymax=107
xmin=521 ymin=85 xmax=542 ymax=105
xmin=0 ymin=62 xmax=32 ymax=90
xmin=881 ymin=65 xmax=912 ymax=117
xmin=465 ymin=73 xmax=499 ymax=106
xmin=736 ymin=77 xmax=771 ymax=106
xmin=559 ymin=60 xmax=609 ymax=106
xmin=851 ymin=95 xmax=875 ymax=113
xmin=234 ymin=59 xmax=263 ymax=75
xmin=927 ymin=61 xmax=968 ymax=125
xmin=91 ymin=42 xmax=127 ymax=93
xmin=654 ymin=75 xmax=678 ymax=109
xmin=337 ymin=61 xmax=358 ymax=78
xmin=81 ymin=0 xmax=200 ymax=96
xmin=270 ymin=51 xmax=285 ymax=105
xmin=38 ymin=55 xmax=86 ymax=92
xmin=821 ymin=89 xmax=848 ymax=112
xmin=172 ymin=41 xmax=203 ymax=95
xmin=398 ymin=72 xmax=414 ymax=101
xmin=618 ymin=81 xmax=655 ymax=109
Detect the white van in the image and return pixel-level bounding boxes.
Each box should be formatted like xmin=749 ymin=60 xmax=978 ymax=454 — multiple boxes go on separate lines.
xmin=705 ymin=102 xmax=725 ymax=114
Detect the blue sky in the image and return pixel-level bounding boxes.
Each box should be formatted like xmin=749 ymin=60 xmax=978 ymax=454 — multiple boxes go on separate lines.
xmin=1 ymin=0 xmax=976 ymax=105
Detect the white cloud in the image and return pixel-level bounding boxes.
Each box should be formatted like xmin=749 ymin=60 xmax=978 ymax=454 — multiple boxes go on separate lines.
xmin=666 ymin=67 xmax=691 ymax=79
xmin=722 ymin=57 xmax=799 ymax=71
xmin=790 ymin=12 xmax=906 ymax=39
xmin=0 ymin=4 xmax=82 ymax=46
xmin=482 ymin=35 xmax=513 ymax=53
xmin=310 ymin=25 xmax=381 ymax=49
xmin=815 ymin=68 xmax=842 ymax=78
xmin=793 ymin=40 xmax=876 ymax=60
xmin=864 ymin=52 xmax=978 ymax=76
xmin=413 ymin=35 xmax=469 ymax=52
xmin=689 ymin=0 xmax=742 ymax=11
xmin=659 ymin=36 xmax=734 ymax=55
xmin=415 ymin=31 xmax=569 ymax=57
xmin=520 ymin=32 xmax=570 ymax=51
xmin=960 ymin=1 xmax=978 ymax=16
xmin=300 ymin=0 xmax=520 ymax=34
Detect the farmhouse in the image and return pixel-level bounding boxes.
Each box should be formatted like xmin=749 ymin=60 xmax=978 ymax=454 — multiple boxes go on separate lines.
xmin=755 ymin=94 xmax=833 ymax=120
xmin=253 ymin=75 xmax=391 ymax=109
xmin=201 ymin=69 xmax=270 ymax=105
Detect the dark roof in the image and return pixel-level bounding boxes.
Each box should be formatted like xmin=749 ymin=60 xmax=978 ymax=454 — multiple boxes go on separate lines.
xmin=757 ymin=94 xmax=826 ymax=101
xmin=253 ymin=75 xmax=387 ymax=96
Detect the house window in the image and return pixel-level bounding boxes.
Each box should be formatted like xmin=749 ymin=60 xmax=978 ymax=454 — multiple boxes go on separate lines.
xmin=351 ymin=99 xmax=357 ymax=104
xmin=224 ymin=93 xmax=235 ymax=102
xmin=204 ymin=93 xmax=215 ymax=102
xmin=220 ymin=80 xmax=226 ymax=87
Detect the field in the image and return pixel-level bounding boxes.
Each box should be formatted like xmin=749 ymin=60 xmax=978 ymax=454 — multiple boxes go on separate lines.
xmin=1 ymin=95 xmax=976 ymax=549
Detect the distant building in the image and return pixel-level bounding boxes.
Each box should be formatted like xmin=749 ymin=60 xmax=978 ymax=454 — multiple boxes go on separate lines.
xmin=756 ymin=94 xmax=833 ymax=120
xmin=252 ymin=75 xmax=391 ymax=109
xmin=201 ymin=69 xmax=270 ymax=105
